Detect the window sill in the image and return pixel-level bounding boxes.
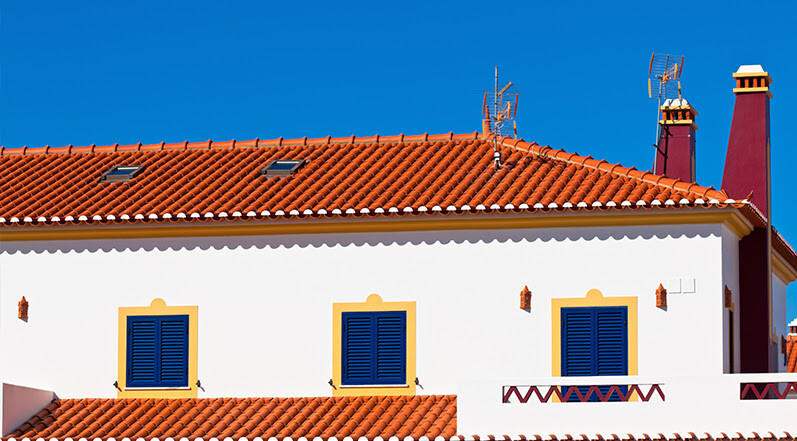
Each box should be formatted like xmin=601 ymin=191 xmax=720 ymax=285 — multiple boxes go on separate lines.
xmin=124 ymin=387 xmax=191 ymax=391
xmin=339 ymin=384 xmax=409 ymax=389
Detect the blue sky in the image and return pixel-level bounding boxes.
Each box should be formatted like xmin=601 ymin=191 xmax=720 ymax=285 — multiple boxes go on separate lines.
xmin=2 ymin=1 xmax=796 ymax=322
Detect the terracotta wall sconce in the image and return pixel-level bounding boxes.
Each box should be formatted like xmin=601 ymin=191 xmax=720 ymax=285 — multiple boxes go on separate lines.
xmin=520 ymin=285 xmax=532 ymax=310
xmin=18 ymin=296 xmax=29 ymax=319
xmin=655 ymin=284 xmax=667 ymax=308
xmin=724 ymin=285 xmax=734 ymax=310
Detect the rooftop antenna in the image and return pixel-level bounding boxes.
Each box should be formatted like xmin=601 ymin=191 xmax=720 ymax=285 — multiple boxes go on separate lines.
xmin=483 ymin=66 xmax=519 ymax=169
xmin=648 ymin=53 xmax=684 ymax=172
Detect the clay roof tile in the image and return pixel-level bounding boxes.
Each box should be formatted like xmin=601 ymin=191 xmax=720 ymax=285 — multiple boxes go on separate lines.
xmin=0 ymin=133 xmax=754 ymax=236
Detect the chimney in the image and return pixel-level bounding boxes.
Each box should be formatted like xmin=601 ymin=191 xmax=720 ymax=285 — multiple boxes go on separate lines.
xmin=482 ymin=117 xmax=493 ymax=139
xmin=788 ymin=320 xmax=797 ymax=373
xmin=654 ymin=98 xmax=697 ymax=182
xmin=724 ymin=65 xmax=775 ymax=373
xmin=721 ymin=65 xmax=773 ymax=216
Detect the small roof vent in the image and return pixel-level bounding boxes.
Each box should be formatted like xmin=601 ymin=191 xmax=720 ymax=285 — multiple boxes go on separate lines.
xmin=99 ymin=165 xmax=145 ymax=183
xmin=261 ymin=159 xmax=307 ymax=177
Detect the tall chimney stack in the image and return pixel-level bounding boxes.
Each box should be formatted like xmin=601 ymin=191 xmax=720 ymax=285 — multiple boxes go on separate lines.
xmin=722 ymin=65 xmax=772 ymax=215
xmin=655 ymin=98 xmax=697 ymax=182
xmin=723 ymin=65 xmax=774 ymax=373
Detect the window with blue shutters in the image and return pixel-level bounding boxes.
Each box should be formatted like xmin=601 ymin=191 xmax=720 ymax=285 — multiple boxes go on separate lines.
xmin=561 ymin=306 xmax=627 ymax=401
xmin=126 ymin=315 xmax=189 ymax=388
xmin=342 ymin=311 xmax=406 ymax=385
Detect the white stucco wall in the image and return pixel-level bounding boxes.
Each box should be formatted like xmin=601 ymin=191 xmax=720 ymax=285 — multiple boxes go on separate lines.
xmin=0 ymin=383 xmax=55 ymax=436
xmin=721 ymin=226 xmax=741 ymax=373
xmin=0 ymin=222 xmax=728 ymax=399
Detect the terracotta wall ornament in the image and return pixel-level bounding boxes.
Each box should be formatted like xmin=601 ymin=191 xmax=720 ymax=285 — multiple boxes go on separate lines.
xmin=18 ymin=296 xmax=28 ymax=319
xmin=520 ymin=285 xmax=531 ymax=310
xmin=724 ymin=285 xmax=734 ymax=309
xmin=655 ymin=284 xmax=667 ymax=308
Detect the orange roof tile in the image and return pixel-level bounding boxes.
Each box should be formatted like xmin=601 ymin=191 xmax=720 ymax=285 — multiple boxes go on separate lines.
xmin=7 ymin=395 xmax=456 ymax=440
xmin=0 ymin=132 xmax=736 ymax=227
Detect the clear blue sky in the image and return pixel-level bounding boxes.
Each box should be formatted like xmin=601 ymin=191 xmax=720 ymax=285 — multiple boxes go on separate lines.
xmin=2 ymin=1 xmax=796 ymax=322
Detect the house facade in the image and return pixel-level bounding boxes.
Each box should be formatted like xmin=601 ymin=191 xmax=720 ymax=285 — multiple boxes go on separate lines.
xmin=1 ymin=65 xmax=795 ymax=439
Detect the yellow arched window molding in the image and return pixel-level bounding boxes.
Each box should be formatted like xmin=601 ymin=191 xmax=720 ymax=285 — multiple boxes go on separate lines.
xmin=332 ymin=294 xmax=416 ymax=396
xmin=551 ymin=289 xmax=638 ymax=377
xmin=117 ymin=298 xmax=198 ymax=398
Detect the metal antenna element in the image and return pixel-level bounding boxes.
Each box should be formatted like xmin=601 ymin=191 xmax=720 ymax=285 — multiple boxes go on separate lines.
xmin=648 ymin=53 xmax=684 ymax=171
xmin=483 ymin=67 xmax=519 ymax=169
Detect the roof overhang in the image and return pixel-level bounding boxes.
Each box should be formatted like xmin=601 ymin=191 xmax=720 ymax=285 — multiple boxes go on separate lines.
xmin=0 ymin=204 xmax=755 ymax=242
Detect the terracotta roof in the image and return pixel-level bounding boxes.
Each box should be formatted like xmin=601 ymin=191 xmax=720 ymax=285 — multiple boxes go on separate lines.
xmin=0 ymin=132 xmax=737 ymax=227
xmin=6 ymin=395 xmax=456 ymax=440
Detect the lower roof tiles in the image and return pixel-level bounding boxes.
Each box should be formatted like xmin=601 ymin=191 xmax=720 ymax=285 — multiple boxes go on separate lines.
xmin=6 ymin=395 xmax=456 ymax=441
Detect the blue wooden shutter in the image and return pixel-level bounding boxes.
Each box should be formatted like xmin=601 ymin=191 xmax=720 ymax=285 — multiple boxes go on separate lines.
xmin=126 ymin=315 xmax=188 ymax=388
xmin=374 ymin=311 xmax=406 ymax=384
xmin=158 ymin=315 xmax=189 ymax=387
xmin=127 ymin=316 xmax=157 ymax=387
xmin=342 ymin=312 xmax=374 ymax=385
xmin=342 ymin=311 xmax=406 ymax=385
xmin=595 ymin=308 xmax=627 ymax=376
xmin=561 ymin=308 xmax=595 ymax=376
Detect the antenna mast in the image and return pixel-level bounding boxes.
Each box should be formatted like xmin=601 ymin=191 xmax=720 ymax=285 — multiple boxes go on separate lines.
xmin=494 ymin=67 xmax=500 ymax=168
xmin=648 ymin=53 xmax=684 ymax=172
xmin=483 ymin=67 xmax=519 ymax=169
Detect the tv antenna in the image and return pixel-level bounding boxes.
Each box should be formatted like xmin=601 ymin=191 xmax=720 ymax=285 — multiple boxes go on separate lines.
xmin=648 ymin=53 xmax=684 ymax=172
xmin=483 ymin=67 xmax=519 ymax=168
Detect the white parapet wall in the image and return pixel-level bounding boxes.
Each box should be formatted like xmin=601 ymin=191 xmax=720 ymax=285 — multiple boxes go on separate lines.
xmin=1 ymin=383 xmax=55 ymax=436
xmin=458 ymin=373 xmax=797 ymax=436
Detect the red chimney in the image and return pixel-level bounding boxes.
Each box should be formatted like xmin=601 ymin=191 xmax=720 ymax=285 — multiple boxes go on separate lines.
xmin=721 ymin=65 xmax=772 ymax=216
xmin=723 ymin=65 xmax=775 ymax=373
xmin=654 ymin=98 xmax=697 ymax=182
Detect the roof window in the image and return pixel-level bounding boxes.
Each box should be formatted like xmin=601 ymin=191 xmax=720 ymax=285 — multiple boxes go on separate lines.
xmin=100 ymin=165 xmax=145 ymax=183
xmin=261 ymin=159 xmax=306 ymax=177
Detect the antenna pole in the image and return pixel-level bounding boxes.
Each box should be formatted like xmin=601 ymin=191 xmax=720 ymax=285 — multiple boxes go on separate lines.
xmin=493 ymin=66 xmax=501 ymax=169
xmin=653 ymin=94 xmax=661 ymax=172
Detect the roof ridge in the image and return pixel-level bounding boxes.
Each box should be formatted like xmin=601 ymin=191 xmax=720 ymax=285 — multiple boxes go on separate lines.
xmin=0 ymin=132 xmax=483 ymax=157
xmin=499 ymin=138 xmax=729 ymax=201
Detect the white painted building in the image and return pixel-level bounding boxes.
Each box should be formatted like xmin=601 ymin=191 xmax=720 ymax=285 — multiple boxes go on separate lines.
xmin=0 ymin=65 xmax=795 ymax=440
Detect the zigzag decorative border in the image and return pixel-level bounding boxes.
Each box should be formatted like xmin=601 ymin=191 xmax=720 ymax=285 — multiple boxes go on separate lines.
xmin=502 ymin=384 xmax=666 ymax=403
xmin=739 ymin=382 xmax=797 ymax=400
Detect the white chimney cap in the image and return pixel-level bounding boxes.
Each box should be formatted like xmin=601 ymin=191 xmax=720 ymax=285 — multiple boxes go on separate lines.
xmin=790 ymin=318 xmax=797 ymax=327
xmin=736 ymin=65 xmax=765 ymax=73
xmin=663 ymin=98 xmax=689 ymax=107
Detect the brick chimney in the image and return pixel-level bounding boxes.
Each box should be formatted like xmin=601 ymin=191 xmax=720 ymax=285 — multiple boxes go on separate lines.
xmin=788 ymin=321 xmax=797 ymax=373
xmin=724 ymin=65 xmax=774 ymax=373
xmin=654 ymin=98 xmax=697 ymax=182
xmin=721 ymin=65 xmax=772 ymax=216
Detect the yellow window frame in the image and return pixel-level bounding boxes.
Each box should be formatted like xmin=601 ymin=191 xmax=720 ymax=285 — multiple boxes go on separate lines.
xmin=332 ymin=294 xmax=416 ymax=396
xmin=117 ymin=298 xmax=198 ymax=398
xmin=551 ymin=289 xmax=638 ymax=377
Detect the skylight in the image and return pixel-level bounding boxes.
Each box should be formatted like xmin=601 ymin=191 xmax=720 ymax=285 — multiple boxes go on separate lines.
xmin=261 ymin=159 xmax=306 ymax=177
xmin=99 ymin=165 xmax=145 ymax=183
